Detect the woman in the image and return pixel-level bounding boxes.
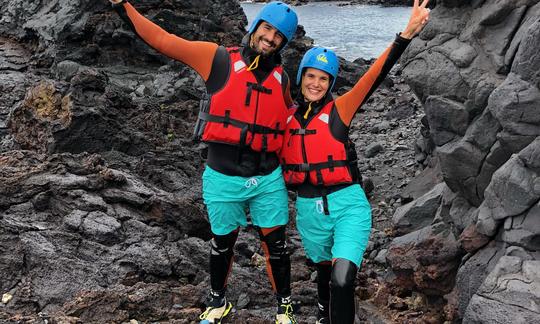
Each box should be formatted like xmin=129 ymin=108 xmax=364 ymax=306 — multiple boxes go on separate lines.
xmin=279 ymin=1 xmax=430 ymax=323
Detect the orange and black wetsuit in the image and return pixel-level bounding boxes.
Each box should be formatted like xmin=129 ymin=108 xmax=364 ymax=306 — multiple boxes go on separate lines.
xmin=287 ymin=34 xmax=411 ymax=323
xmin=115 ymin=2 xmax=293 ymax=177
xmin=113 ymin=1 xmax=294 ymax=304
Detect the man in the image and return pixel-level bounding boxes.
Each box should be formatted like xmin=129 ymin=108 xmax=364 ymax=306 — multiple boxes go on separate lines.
xmin=108 ymin=1 xmax=298 ymax=323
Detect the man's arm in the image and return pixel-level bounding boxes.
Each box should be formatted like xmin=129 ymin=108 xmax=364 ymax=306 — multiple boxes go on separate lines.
xmin=112 ymin=1 xmax=219 ymax=82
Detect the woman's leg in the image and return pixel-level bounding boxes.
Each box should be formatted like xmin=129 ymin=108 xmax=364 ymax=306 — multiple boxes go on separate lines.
xmin=327 ymin=185 xmax=371 ymax=324
xmin=330 ymin=258 xmax=358 ymax=323
xmin=316 ymin=261 xmax=332 ymax=320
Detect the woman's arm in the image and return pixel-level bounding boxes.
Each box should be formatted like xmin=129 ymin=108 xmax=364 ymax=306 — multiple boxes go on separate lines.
xmin=334 ymin=0 xmax=430 ymax=126
xmin=334 ymin=36 xmax=410 ymax=126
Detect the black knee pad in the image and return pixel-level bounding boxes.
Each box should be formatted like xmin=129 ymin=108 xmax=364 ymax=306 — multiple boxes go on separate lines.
xmin=258 ymin=226 xmax=291 ymax=297
xmin=259 ymin=226 xmax=288 ymax=256
xmin=330 ymin=258 xmax=358 ymax=324
xmin=211 ymin=230 xmax=239 ymax=255
xmin=331 ymin=258 xmax=357 ymax=290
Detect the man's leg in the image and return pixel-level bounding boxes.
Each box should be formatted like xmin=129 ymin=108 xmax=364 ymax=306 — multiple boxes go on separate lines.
xmin=247 ymin=167 xmax=295 ymax=323
xmin=258 ymin=226 xmax=291 ymax=298
xmin=209 ymin=229 xmax=240 ymax=297
xmin=198 ymin=229 xmax=239 ymax=323
xmin=258 ymin=225 xmax=296 ymax=323
xmin=201 ymin=166 xmax=249 ymax=323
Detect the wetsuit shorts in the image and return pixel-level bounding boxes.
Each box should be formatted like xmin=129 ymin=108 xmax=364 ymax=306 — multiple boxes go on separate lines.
xmin=295 ymin=184 xmax=372 ymax=267
xmin=202 ymin=165 xmax=289 ymax=235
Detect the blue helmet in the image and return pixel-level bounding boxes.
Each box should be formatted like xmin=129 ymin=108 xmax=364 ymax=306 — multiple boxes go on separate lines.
xmin=296 ymin=47 xmax=339 ymax=93
xmin=247 ymin=1 xmax=298 ymax=44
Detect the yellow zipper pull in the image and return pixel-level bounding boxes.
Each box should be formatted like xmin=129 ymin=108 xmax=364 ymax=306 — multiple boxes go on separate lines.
xmin=303 ymin=102 xmax=312 ymax=119
xmin=247 ymin=55 xmax=260 ymax=71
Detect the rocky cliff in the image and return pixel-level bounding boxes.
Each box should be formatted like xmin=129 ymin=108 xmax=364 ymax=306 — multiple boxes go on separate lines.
xmin=394 ymin=0 xmax=540 ymax=322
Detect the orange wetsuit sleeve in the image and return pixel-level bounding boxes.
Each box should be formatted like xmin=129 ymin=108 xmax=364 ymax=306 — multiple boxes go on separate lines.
xmin=334 ymin=35 xmax=410 ymax=127
xmin=334 ymin=46 xmax=392 ymax=126
xmin=123 ymin=2 xmax=218 ymax=82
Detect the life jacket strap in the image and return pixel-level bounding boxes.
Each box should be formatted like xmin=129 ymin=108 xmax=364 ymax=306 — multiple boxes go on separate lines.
xmin=289 ymin=128 xmax=317 ymax=136
xmin=281 ymin=159 xmax=348 ymax=172
xmin=245 ymin=82 xmax=272 ymax=106
xmin=198 ymin=112 xmax=285 ymax=136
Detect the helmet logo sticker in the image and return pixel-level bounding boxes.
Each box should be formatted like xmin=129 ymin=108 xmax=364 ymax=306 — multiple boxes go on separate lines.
xmin=316 ymin=54 xmax=328 ymax=64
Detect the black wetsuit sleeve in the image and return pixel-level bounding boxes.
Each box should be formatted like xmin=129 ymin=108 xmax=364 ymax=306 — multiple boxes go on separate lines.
xmin=113 ymin=1 xmax=135 ymax=30
xmin=206 ymin=46 xmax=231 ymax=94
xmin=358 ymin=34 xmax=411 ymax=108
xmin=331 ymin=34 xmax=411 ymax=141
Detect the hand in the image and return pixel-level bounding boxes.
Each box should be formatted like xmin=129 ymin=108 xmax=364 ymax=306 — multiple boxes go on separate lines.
xmin=109 ymin=0 xmax=123 ymax=4
xmin=401 ymin=0 xmax=430 ymax=39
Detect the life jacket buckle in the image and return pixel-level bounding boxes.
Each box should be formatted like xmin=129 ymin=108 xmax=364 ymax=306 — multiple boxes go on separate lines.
xmin=299 ymin=163 xmax=310 ymax=172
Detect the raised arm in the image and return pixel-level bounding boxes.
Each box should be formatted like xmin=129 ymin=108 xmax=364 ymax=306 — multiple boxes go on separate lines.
xmin=111 ymin=0 xmax=219 ymax=81
xmin=400 ymin=0 xmax=431 ymax=40
xmin=334 ymin=0 xmax=430 ymax=126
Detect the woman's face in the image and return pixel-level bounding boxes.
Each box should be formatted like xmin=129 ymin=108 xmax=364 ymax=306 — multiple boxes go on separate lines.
xmin=301 ymin=68 xmax=330 ymax=102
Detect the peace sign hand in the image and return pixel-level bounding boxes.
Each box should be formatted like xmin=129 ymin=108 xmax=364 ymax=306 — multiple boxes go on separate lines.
xmin=401 ymin=0 xmax=430 ymax=39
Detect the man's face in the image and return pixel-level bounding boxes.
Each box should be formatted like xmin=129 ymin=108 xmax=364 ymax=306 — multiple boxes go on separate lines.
xmin=250 ymin=21 xmax=284 ymax=56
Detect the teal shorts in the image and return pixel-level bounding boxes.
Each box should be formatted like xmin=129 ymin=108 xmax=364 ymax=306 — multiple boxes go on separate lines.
xmin=202 ymin=165 xmax=289 ymax=235
xmin=295 ymin=184 xmax=372 ymax=267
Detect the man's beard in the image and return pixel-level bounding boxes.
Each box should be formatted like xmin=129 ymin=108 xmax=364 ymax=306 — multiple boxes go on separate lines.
xmin=250 ymin=35 xmax=277 ymax=57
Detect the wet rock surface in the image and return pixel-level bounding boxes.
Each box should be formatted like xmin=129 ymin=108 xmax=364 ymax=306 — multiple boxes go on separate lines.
xmin=1 ymin=0 xmax=539 ymax=323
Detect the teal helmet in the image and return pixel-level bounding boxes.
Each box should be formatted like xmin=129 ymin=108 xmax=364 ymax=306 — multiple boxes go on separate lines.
xmin=247 ymin=1 xmax=298 ymax=44
xmin=296 ymin=47 xmax=339 ymax=93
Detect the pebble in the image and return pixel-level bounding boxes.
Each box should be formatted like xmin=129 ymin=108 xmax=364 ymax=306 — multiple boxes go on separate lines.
xmin=2 ymin=293 xmax=12 ymax=304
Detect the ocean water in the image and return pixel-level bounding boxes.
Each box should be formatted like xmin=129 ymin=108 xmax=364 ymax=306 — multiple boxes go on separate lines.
xmin=241 ymin=2 xmax=411 ymax=60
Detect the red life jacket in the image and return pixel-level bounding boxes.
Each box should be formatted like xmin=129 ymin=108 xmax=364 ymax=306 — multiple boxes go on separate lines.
xmin=280 ymin=101 xmax=356 ymax=186
xmin=196 ymin=47 xmax=290 ymax=152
